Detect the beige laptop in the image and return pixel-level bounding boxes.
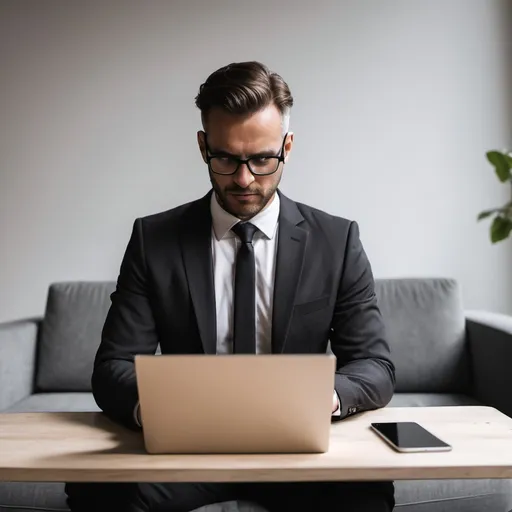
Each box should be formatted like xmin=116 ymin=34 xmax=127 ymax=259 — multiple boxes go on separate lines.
xmin=135 ymin=354 xmax=336 ymax=454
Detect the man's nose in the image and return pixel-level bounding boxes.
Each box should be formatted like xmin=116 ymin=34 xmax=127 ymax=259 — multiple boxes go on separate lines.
xmin=233 ymin=163 xmax=255 ymax=189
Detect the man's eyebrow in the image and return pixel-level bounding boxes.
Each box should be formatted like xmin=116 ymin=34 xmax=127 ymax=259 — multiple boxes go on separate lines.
xmin=208 ymin=147 xmax=237 ymax=157
xmin=250 ymin=149 xmax=279 ymax=158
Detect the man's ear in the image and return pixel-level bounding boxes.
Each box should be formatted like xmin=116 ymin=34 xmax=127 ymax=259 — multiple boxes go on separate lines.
xmin=197 ymin=131 xmax=207 ymax=163
xmin=284 ymin=132 xmax=294 ymax=163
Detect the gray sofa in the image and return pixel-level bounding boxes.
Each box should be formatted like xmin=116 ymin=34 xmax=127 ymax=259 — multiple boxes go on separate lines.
xmin=1 ymin=278 xmax=512 ymax=512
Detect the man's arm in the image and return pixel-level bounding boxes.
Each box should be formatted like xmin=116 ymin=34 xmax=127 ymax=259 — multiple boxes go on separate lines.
xmin=92 ymin=218 xmax=159 ymax=429
xmin=330 ymin=221 xmax=395 ymax=419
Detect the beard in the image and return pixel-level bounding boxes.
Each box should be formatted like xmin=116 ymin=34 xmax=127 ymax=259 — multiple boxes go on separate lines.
xmin=210 ymin=173 xmax=280 ymax=221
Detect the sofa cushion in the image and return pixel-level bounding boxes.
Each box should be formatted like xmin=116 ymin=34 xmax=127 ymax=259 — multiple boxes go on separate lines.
xmin=34 ymin=278 xmax=470 ymax=394
xmin=5 ymin=393 xmax=100 ymax=413
xmin=36 ymin=282 xmax=115 ymax=392
xmin=375 ymin=278 xmax=470 ymax=393
xmin=0 ymin=482 xmax=69 ymax=512
xmin=394 ymin=479 xmax=512 ymax=511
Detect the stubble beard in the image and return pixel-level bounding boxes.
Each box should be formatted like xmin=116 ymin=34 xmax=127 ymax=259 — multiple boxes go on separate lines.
xmin=210 ymin=174 xmax=279 ymax=221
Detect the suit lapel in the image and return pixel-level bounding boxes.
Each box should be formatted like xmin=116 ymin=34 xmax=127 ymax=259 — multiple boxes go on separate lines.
xmin=272 ymin=193 xmax=308 ymax=353
xmin=181 ymin=193 xmax=217 ymax=354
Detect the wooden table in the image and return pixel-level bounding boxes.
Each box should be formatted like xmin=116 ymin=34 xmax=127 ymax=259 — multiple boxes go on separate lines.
xmin=1 ymin=406 xmax=512 ymax=482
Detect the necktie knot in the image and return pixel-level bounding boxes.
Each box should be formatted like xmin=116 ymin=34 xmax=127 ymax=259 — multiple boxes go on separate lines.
xmin=232 ymin=222 xmax=258 ymax=244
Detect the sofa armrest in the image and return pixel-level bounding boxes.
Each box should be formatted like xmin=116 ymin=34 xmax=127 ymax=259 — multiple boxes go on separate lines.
xmin=0 ymin=319 xmax=39 ymax=411
xmin=466 ymin=310 xmax=512 ymax=418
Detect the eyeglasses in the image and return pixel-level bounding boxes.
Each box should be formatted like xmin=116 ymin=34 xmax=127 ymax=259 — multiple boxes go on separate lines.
xmin=203 ymin=133 xmax=288 ymax=176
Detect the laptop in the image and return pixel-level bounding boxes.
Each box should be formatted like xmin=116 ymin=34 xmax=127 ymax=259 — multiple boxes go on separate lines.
xmin=135 ymin=353 xmax=336 ymax=454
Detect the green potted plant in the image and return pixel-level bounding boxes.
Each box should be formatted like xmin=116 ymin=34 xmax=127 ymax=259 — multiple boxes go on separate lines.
xmin=478 ymin=150 xmax=512 ymax=243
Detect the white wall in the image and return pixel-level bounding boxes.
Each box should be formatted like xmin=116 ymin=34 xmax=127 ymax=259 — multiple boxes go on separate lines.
xmin=1 ymin=0 xmax=511 ymax=322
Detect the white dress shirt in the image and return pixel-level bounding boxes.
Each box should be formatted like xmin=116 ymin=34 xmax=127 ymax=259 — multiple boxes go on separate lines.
xmin=210 ymin=192 xmax=279 ymax=355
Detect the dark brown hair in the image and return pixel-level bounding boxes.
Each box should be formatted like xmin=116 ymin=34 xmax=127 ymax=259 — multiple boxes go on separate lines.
xmin=195 ymin=61 xmax=293 ymax=125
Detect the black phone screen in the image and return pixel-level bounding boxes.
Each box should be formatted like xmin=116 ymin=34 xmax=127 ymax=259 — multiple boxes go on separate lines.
xmin=371 ymin=422 xmax=451 ymax=449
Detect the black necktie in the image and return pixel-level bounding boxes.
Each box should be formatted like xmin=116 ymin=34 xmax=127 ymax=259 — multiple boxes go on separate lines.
xmin=231 ymin=222 xmax=258 ymax=354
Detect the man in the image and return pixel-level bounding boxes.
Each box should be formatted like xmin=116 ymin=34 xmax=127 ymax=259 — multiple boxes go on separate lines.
xmin=66 ymin=61 xmax=396 ymax=511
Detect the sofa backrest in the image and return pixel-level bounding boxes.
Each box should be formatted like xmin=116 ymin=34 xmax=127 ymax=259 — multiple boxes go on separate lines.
xmin=375 ymin=278 xmax=470 ymax=393
xmin=35 ymin=278 xmax=471 ymax=394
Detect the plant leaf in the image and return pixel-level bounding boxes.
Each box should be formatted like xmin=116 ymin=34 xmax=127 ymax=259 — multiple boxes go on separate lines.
xmin=477 ymin=209 xmax=497 ymax=221
xmin=487 ymin=151 xmax=511 ymax=182
xmin=490 ymin=216 xmax=512 ymax=243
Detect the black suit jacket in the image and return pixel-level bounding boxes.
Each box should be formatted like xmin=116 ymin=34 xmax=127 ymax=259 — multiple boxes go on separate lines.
xmin=92 ymin=190 xmax=395 ymax=429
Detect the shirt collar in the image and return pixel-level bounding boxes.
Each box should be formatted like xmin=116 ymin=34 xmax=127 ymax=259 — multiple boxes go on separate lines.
xmin=210 ymin=191 xmax=280 ymax=241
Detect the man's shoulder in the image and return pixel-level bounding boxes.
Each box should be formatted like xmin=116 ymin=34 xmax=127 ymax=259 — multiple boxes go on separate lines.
xmin=284 ymin=196 xmax=361 ymax=254
xmin=285 ymin=195 xmax=353 ymax=230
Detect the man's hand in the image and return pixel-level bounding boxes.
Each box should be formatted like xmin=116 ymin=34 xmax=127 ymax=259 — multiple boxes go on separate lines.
xmin=332 ymin=390 xmax=340 ymax=414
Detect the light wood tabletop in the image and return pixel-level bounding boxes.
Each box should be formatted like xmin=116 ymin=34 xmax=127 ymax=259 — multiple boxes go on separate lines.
xmin=1 ymin=406 xmax=512 ymax=482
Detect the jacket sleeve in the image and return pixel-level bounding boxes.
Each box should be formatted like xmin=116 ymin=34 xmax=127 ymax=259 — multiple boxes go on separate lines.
xmin=92 ymin=218 xmax=159 ymax=429
xmin=330 ymin=221 xmax=396 ymax=419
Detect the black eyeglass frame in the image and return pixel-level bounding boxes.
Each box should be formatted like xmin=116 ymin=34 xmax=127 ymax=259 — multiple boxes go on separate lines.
xmin=203 ymin=132 xmax=288 ymax=176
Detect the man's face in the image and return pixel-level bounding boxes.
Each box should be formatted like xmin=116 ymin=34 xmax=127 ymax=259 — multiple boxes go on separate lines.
xmin=197 ymin=105 xmax=293 ymax=221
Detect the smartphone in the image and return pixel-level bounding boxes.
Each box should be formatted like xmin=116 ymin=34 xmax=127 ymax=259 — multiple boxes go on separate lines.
xmin=370 ymin=421 xmax=452 ymax=453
